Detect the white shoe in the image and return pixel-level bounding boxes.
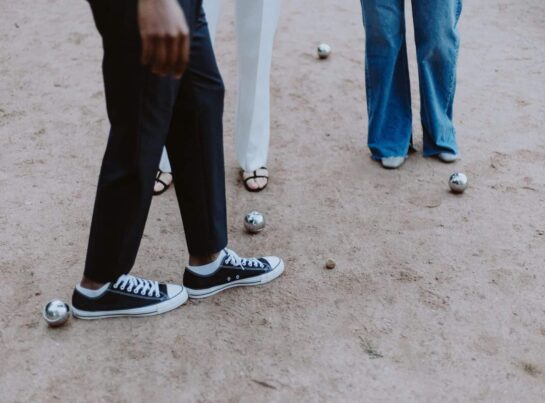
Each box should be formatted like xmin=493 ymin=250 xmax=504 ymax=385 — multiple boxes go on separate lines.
xmin=381 ymin=156 xmax=406 ymax=169
xmin=437 ymin=152 xmax=459 ymax=163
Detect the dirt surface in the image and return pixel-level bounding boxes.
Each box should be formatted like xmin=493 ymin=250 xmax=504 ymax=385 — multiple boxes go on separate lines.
xmin=1 ymin=0 xmax=545 ymax=401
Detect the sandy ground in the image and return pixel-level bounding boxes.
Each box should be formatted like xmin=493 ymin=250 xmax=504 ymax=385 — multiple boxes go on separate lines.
xmin=1 ymin=0 xmax=545 ymax=401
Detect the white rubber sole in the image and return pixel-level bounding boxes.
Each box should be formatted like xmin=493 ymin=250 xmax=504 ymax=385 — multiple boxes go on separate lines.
xmin=186 ymin=260 xmax=285 ymax=299
xmin=72 ymin=287 xmax=188 ymax=320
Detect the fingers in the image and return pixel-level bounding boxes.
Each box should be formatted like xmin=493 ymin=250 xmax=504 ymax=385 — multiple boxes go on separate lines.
xmin=163 ymin=35 xmax=179 ymax=75
xmin=151 ymin=36 xmax=168 ymax=75
xmin=138 ymin=0 xmax=190 ymax=78
xmin=141 ymin=36 xmax=152 ymax=66
xmin=142 ymin=33 xmax=189 ymax=78
xmin=142 ymin=36 xmax=166 ymax=75
xmin=173 ymin=33 xmax=190 ymax=78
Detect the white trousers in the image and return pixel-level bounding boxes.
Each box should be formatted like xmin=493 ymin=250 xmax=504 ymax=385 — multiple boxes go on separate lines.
xmin=160 ymin=0 xmax=281 ymax=173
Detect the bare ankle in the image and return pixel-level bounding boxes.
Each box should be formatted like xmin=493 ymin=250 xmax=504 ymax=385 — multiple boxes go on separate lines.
xmin=189 ymin=251 xmax=221 ymax=266
xmin=80 ymin=276 xmax=106 ymax=290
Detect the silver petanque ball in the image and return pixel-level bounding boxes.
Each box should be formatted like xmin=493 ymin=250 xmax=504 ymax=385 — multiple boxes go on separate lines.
xmin=43 ymin=299 xmax=70 ymax=327
xmin=244 ymin=211 xmax=266 ymax=233
xmin=317 ymin=43 xmax=331 ymax=59
xmin=449 ymin=172 xmax=468 ymax=194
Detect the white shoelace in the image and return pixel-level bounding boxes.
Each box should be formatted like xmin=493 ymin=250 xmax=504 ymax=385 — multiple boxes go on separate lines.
xmin=112 ymin=274 xmax=160 ymax=298
xmin=224 ymin=248 xmax=265 ymax=270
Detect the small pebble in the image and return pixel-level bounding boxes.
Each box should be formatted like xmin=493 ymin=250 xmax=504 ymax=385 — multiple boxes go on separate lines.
xmin=325 ymin=258 xmax=336 ymax=270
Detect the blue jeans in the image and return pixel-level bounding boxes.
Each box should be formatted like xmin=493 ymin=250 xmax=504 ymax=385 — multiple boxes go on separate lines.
xmin=360 ymin=0 xmax=462 ymax=159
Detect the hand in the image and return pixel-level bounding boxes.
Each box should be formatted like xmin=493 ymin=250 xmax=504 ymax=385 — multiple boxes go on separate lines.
xmin=138 ymin=0 xmax=190 ymax=78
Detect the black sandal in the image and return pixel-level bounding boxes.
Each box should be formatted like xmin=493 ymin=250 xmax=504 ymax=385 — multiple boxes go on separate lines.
xmin=242 ymin=167 xmax=269 ymax=192
xmin=153 ymin=170 xmax=173 ymax=196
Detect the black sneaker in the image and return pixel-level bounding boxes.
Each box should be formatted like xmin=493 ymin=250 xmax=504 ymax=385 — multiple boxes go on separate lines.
xmin=72 ymin=274 xmax=188 ymax=319
xmin=183 ymin=248 xmax=284 ymax=298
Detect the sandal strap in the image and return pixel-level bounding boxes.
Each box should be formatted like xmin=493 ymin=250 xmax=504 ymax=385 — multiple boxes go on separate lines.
xmin=242 ymin=167 xmax=269 ymax=192
xmin=155 ymin=178 xmax=169 ymax=188
xmin=155 ymin=171 xmax=172 ymax=188
xmin=244 ymin=175 xmax=268 ymax=183
xmin=243 ymin=168 xmax=269 ymax=182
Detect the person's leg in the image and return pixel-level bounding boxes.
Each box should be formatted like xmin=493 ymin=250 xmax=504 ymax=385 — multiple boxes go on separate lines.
xmin=412 ymin=0 xmax=462 ymax=158
xmin=83 ymin=0 xmax=186 ymax=284
xmin=165 ymin=5 xmax=228 ymax=260
xmin=234 ymin=0 xmax=280 ymax=186
xmin=360 ymin=0 xmax=412 ymax=161
xmin=202 ymin=0 xmax=222 ymax=42
xmin=152 ymin=0 xmax=219 ymax=196
xmin=73 ymin=0 xmax=200 ymax=318
xmin=165 ymin=7 xmax=284 ymax=297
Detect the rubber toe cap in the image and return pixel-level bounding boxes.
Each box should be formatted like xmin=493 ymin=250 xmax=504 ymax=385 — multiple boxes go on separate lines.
xmin=263 ymin=256 xmax=282 ymax=269
xmin=166 ymin=284 xmax=184 ymax=298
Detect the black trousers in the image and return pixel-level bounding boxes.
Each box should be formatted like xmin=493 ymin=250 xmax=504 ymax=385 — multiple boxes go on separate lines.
xmin=84 ymin=0 xmax=228 ymax=283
